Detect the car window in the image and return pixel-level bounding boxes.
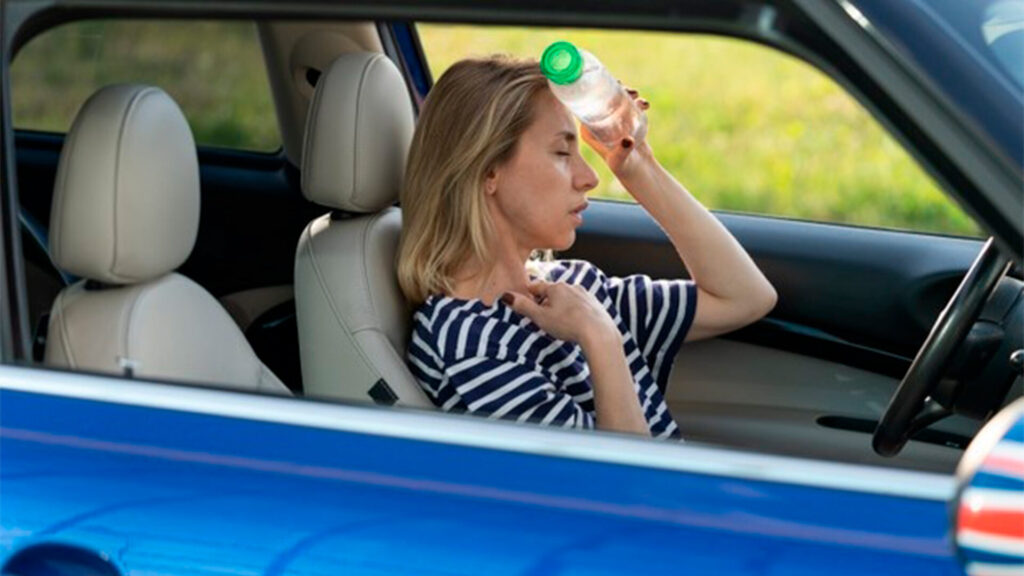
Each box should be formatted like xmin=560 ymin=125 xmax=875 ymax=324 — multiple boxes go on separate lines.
xmin=417 ymin=24 xmax=982 ymax=237
xmin=11 ymin=19 xmax=280 ymax=153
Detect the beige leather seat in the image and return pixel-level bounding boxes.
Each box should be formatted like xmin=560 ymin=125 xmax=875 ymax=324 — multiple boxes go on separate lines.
xmin=45 ymin=84 xmax=290 ymax=395
xmin=294 ymin=53 xmax=431 ymax=407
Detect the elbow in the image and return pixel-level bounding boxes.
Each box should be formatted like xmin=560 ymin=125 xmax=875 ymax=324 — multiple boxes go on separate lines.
xmin=756 ymin=282 xmax=778 ymax=319
xmin=742 ymin=281 xmax=776 ymax=324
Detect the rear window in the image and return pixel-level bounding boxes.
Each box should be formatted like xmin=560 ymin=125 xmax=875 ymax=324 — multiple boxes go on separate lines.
xmin=11 ymin=19 xmax=280 ymax=153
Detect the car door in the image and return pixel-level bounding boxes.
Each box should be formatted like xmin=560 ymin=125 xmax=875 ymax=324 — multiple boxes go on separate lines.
xmin=0 ymin=0 xmax=1018 ymax=574
xmin=0 ymin=366 xmax=963 ymax=575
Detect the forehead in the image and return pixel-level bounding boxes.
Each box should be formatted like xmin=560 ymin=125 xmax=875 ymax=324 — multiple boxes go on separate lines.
xmin=527 ymin=90 xmax=576 ymax=138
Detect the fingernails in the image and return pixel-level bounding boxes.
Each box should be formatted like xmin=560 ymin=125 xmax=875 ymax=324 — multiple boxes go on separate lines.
xmin=501 ymin=292 xmax=515 ymax=305
xmin=621 ymin=138 xmax=633 ymax=149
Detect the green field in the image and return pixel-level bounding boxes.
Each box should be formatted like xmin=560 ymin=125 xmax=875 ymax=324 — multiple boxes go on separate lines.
xmin=12 ymin=20 xmax=279 ymax=152
xmin=10 ymin=20 xmax=980 ymax=236
xmin=419 ymin=25 xmax=981 ymax=237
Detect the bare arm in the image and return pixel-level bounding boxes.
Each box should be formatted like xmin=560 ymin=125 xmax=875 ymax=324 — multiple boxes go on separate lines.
xmin=581 ymin=87 xmax=777 ymax=342
xmin=580 ymin=328 xmax=650 ymax=436
xmin=617 ymin=142 xmax=777 ymax=342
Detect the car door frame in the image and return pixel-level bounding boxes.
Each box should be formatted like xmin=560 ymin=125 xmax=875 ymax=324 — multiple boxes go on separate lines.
xmin=0 ymin=0 xmax=32 ymax=363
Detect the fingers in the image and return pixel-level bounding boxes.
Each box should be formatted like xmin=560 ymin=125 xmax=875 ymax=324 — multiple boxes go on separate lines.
xmin=621 ymin=85 xmax=650 ymax=110
xmin=619 ymin=82 xmax=644 ymax=102
xmin=526 ymin=280 xmax=551 ymax=303
xmin=502 ymin=291 xmax=542 ymax=319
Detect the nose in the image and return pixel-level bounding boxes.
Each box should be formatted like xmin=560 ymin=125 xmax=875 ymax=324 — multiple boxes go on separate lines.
xmin=573 ymin=157 xmax=599 ymax=193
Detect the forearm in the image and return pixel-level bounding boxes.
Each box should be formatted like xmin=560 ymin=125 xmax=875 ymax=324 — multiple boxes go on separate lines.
xmin=618 ymin=145 xmax=776 ymax=312
xmin=581 ymin=330 xmax=650 ymax=436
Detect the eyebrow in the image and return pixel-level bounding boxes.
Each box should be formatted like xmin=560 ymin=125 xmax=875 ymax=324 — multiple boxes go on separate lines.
xmin=553 ymin=130 xmax=577 ymax=144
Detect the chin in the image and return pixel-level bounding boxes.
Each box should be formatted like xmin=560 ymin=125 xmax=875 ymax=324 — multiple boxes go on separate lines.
xmin=554 ymin=231 xmax=576 ymax=252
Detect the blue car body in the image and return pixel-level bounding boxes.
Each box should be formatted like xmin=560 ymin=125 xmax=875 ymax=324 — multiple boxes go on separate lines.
xmin=1 ymin=368 xmax=961 ymax=574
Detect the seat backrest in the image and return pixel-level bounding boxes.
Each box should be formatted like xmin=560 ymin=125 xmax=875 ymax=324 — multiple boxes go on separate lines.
xmin=294 ymin=52 xmax=430 ymax=407
xmin=44 ymin=84 xmax=289 ymax=395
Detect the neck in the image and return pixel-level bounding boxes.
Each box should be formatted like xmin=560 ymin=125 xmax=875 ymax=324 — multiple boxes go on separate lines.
xmin=450 ymin=220 xmax=534 ymax=306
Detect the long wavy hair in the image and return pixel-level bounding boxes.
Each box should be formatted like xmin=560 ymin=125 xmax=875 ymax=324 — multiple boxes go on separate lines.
xmin=397 ymin=55 xmax=552 ymax=307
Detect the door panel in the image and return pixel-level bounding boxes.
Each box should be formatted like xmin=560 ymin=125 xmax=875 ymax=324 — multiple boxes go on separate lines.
xmin=566 ymin=200 xmax=985 ymax=361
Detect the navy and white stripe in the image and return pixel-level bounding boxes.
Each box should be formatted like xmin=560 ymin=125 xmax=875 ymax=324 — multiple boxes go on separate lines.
xmin=407 ymin=259 xmax=697 ymax=439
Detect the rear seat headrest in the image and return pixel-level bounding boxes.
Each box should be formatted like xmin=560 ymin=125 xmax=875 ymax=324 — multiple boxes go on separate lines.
xmin=49 ymin=84 xmax=200 ymax=284
xmin=301 ymin=52 xmax=415 ymax=213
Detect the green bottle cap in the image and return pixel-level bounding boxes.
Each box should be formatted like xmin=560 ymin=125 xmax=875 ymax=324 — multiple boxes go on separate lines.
xmin=540 ymin=41 xmax=583 ymax=85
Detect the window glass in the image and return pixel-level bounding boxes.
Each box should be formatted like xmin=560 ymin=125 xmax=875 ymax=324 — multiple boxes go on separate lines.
xmin=12 ymin=20 xmax=280 ymax=152
xmin=418 ymin=25 xmax=981 ymax=237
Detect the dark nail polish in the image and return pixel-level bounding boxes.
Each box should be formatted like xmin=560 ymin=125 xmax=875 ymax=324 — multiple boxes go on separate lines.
xmin=501 ymin=292 xmax=514 ymax=305
xmin=622 ymin=139 xmax=633 ymax=149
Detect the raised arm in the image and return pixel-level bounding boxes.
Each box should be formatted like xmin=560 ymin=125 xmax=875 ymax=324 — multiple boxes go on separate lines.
xmin=582 ymin=96 xmax=777 ymax=342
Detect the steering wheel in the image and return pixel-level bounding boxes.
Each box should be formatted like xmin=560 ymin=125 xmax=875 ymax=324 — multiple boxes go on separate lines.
xmin=873 ymin=238 xmax=1012 ymax=456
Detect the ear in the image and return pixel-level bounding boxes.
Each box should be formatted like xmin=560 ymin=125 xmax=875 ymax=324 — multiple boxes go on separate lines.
xmin=484 ymin=167 xmax=499 ymax=196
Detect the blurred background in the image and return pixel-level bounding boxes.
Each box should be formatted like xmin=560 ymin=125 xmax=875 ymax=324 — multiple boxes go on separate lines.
xmin=11 ymin=20 xmax=981 ymax=237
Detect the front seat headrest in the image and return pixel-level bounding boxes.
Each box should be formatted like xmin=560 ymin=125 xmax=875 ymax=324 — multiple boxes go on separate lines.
xmin=49 ymin=84 xmax=200 ymax=284
xmin=301 ymin=52 xmax=415 ymax=213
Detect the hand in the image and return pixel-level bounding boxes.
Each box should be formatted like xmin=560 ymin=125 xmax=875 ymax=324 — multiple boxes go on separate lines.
xmin=502 ymin=280 xmax=619 ymax=347
xmin=579 ymin=85 xmax=652 ymax=178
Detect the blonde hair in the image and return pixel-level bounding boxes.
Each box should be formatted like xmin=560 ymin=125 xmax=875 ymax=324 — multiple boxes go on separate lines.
xmin=398 ymin=55 xmax=552 ymax=307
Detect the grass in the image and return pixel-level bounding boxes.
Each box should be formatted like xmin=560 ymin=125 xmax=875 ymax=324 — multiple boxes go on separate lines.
xmin=418 ymin=25 xmax=981 ymax=237
xmin=9 ymin=20 xmax=981 ymax=236
xmin=11 ymin=20 xmax=279 ymax=152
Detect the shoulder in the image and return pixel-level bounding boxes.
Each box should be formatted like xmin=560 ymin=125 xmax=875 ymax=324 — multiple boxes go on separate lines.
xmin=412 ymin=295 xmax=512 ymax=363
xmin=541 ymin=259 xmax=609 ymax=289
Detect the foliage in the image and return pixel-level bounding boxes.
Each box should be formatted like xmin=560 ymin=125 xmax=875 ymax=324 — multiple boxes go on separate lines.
xmin=11 ymin=20 xmax=279 ymax=152
xmin=10 ymin=20 xmax=981 ymax=236
xmin=419 ymin=25 xmax=981 ymax=237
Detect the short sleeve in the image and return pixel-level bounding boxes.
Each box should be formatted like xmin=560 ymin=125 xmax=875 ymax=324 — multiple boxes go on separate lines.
xmin=443 ymin=355 xmax=596 ymax=429
xmin=604 ymin=272 xmax=697 ymax=392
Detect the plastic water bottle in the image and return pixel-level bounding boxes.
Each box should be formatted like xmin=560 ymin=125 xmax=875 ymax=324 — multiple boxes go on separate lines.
xmin=540 ymin=41 xmax=647 ymax=147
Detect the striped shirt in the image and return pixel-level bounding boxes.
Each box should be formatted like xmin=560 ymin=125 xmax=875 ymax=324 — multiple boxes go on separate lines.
xmin=407 ymin=259 xmax=697 ymax=439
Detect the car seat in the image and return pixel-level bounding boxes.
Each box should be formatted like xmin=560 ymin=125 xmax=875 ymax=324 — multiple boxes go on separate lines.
xmin=294 ymin=52 xmax=431 ymax=407
xmin=44 ymin=84 xmax=290 ymax=394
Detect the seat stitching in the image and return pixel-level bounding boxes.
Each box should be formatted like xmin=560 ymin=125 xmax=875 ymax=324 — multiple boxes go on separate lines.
xmin=360 ymin=210 xmax=388 ymax=329
xmin=54 ymin=289 xmax=77 ymax=367
xmin=301 ymin=66 xmax=325 ymax=197
xmin=350 ymin=56 xmax=376 ymax=211
xmin=111 ymin=87 xmax=155 ymax=282
xmin=124 ymin=278 xmax=159 ymax=364
xmin=302 ymin=219 xmax=380 ymax=381
xmin=51 ymin=101 xmax=82 ymax=268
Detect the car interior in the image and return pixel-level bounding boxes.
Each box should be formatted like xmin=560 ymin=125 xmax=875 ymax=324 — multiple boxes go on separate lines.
xmin=10 ymin=15 xmax=1023 ymax=475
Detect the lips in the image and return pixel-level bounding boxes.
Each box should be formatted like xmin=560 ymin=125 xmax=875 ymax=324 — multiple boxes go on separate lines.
xmin=570 ymin=201 xmax=589 ymax=215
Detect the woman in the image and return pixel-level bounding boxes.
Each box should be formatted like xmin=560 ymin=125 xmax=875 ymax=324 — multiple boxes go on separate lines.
xmin=397 ymin=55 xmax=776 ymax=438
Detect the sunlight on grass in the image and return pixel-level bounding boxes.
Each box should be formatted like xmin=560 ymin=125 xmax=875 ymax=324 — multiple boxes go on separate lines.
xmin=8 ymin=20 xmax=981 ymax=237
xmin=419 ymin=25 xmax=980 ymax=237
